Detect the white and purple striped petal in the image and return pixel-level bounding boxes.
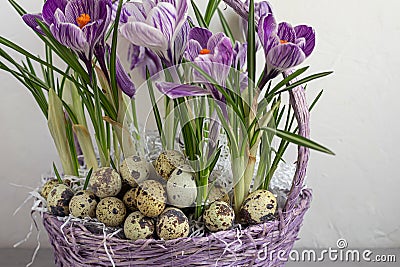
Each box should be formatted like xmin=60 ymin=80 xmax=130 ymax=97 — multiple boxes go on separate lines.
xmin=155 ymin=82 xmax=208 ymax=98
xmin=42 ymin=0 xmax=68 ymax=25
xmin=294 ymin=25 xmax=315 ymax=57
xmin=22 ymin=13 xmax=45 ymax=35
xmin=267 ymin=43 xmax=306 ymax=71
xmin=278 ymin=22 xmax=296 ymax=43
xmin=120 ymin=21 xmax=168 ymax=51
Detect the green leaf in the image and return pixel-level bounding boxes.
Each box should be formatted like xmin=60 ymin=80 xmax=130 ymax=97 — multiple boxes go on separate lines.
xmin=261 ymin=127 xmax=335 ymax=155
xmin=73 ymin=125 xmax=98 ymax=171
xmin=204 ymin=0 xmax=221 ymax=26
xmin=265 ymin=66 xmax=309 ymax=96
xmin=53 ymin=163 xmax=63 ymax=184
xmin=217 ymin=9 xmax=235 ymax=43
xmin=83 ymin=168 xmax=93 ymax=190
xmin=8 ymin=0 xmax=26 ymax=16
xmin=190 ymin=0 xmax=207 ymax=28
xmin=247 ymin=0 xmax=256 ymax=117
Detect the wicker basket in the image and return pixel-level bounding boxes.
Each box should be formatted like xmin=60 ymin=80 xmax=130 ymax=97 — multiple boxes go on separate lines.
xmin=41 ymin=85 xmax=312 ymax=267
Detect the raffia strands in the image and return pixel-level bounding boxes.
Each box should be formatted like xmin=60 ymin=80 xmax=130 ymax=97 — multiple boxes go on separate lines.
xmin=43 ymin=189 xmax=311 ymax=267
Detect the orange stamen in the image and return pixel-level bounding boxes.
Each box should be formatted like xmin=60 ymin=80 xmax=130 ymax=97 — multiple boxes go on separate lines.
xmin=77 ymin=13 xmax=91 ymax=29
xmin=280 ymin=40 xmax=288 ymax=44
xmin=199 ymin=48 xmax=211 ymax=55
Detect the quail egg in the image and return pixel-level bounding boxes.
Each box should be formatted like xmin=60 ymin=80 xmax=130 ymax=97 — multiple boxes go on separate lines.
xmin=120 ymin=156 xmax=150 ymax=187
xmin=207 ymin=183 xmax=230 ymax=204
xmin=203 ymin=201 xmax=235 ymax=232
xmin=88 ymin=167 xmax=122 ymax=198
xmin=40 ymin=179 xmax=59 ymax=199
xmin=69 ymin=190 xmax=98 ymax=218
xmin=156 ymin=208 xmax=189 ymax=240
xmin=166 ymin=168 xmax=197 ymax=208
xmin=96 ymin=197 xmax=127 ymax=227
xmin=136 ymin=180 xmax=166 ymax=217
xmin=239 ymin=190 xmax=277 ymax=224
xmin=154 ymin=150 xmax=186 ymax=180
xmin=47 ymin=184 xmax=74 ymax=217
xmin=124 ymin=211 xmax=155 ymax=240
xmin=123 ymin=187 xmax=139 ymax=211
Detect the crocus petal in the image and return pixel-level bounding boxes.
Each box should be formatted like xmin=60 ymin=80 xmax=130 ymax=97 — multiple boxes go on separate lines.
xmin=120 ymin=22 xmax=168 ymax=51
xmin=207 ymin=32 xmax=226 ymax=52
xmin=51 ymin=9 xmax=88 ymax=53
xmin=147 ymin=2 xmax=177 ymax=42
xmin=233 ymin=41 xmax=247 ymax=69
xmin=173 ymin=20 xmax=189 ymax=64
xmin=267 ymin=43 xmax=306 ymax=70
xmin=185 ymin=39 xmax=202 ymax=61
xmin=22 ymin=13 xmax=45 ymax=35
xmin=42 ymin=0 xmax=67 ymax=25
xmin=188 ymin=27 xmax=212 ymax=48
xmin=116 ymin=56 xmax=136 ymax=98
xmin=258 ymin=14 xmax=279 ymax=53
xmin=278 ymin=22 xmax=296 ymax=43
xmin=294 ymin=25 xmax=315 ymax=57
xmin=123 ymin=2 xmax=147 ymax=22
xmin=155 ymin=82 xmax=208 ymax=99
xmin=214 ymin=37 xmax=234 ymax=71
xmin=128 ymin=44 xmax=146 ymax=70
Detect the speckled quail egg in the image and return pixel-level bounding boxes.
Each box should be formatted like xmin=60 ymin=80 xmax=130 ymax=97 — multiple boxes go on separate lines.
xmin=40 ymin=179 xmax=59 ymax=199
xmin=124 ymin=211 xmax=155 ymax=240
xmin=156 ymin=208 xmax=189 ymax=240
xmin=47 ymin=184 xmax=74 ymax=217
xmin=123 ymin=187 xmax=139 ymax=211
xmin=154 ymin=150 xmax=186 ymax=180
xmin=69 ymin=190 xmax=98 ymax=218
xmin=239 ymin=190 xmax=277 ymax=224
xmin=120 ymin=156 xmax=150 ymax=187
xmin=96 ymin=197 xmax=127 ymax=227
xmin=136 ymin=180 xmax=166 ymax=217
xmin=88 ymin=167 xmax=122 ymax=198
xmin=203 ymin=201 xmax=235 ymax=232
xmin=166 ymin=168 xmax=197 ymax=208
xmin=207 ymin=183 xmax=230 ymax=204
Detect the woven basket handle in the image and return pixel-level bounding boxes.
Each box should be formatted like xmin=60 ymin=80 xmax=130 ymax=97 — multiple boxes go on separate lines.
xmin=283 ymin=70 xmax=310 ymax=212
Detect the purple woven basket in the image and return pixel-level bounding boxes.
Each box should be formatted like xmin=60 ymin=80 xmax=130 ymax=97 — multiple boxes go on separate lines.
xmin=42 ymin=84 xmax=312 ymax=267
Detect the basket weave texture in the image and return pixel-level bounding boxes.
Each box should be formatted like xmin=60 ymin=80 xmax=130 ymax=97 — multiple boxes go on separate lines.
xmin=42 ymin=79 xmax=312 ymax=267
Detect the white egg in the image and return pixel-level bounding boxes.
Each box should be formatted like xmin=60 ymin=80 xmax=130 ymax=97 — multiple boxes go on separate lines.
xmin=166 ymin=168 xmax=197 ymax=208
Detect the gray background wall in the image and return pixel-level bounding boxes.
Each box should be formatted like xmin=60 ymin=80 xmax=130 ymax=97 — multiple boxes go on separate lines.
xmin=0 ymin=0 xmax=399 ymax=250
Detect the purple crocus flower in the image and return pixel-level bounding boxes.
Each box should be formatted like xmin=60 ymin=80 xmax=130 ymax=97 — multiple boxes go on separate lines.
xmin=23 ymin=0 xmax=112 ymax=76
xmin=156 ymin=27 xmax=234 ymax=103
xmin=119 ymin=0 xmax=189 ymax=66
xmin=258 ymin=13 xmax=315 ymax=87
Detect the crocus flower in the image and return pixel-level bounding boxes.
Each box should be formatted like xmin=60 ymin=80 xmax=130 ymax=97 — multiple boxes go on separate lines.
xmin=23 ymin=0 xmax=112 ymax=76
xmin=240 ymin=0 xmax=273 ymax=50
xmin=119 ymin=0 xmax=189 ymax=67
xmin=258 ymin=13 xmax=315 ymax=87
xmin=156 ymin=27 xmax=234 ymax=103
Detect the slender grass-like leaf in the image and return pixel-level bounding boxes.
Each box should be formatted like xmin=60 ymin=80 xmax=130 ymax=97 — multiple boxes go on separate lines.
xmin=190 ymin=0 xmax=207 ymax=28
xmin=247 ymin=0 xmax=256 ymax=113
xmin=264 ymin=66 xmax=309 ymax=95
xmin=73 ymin=125 xmax=98 ymax=170
xmin=83 ymin=168 xmax=93 ymax=190
xmin=53 ymin=163 xmax=63 ymax=184
xmin=8 ymin=0 xmax=26 ymax=16
xmin=109 ymin=0 xmax=123 ymax=109
xmin=217 ymin=9 xmax=235 ymax=43
xmin=261 ymin=127 xmax=335 ymax=155
xmin=204 ymin=0 xmax=221 ymax=26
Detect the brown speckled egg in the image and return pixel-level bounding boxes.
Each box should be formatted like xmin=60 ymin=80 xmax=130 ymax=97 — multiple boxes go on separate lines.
xmin=203 ymin=201 xmax=235 ymax=232
xmin=239 ymin=190 xmax=277 ymax=224
xmin=69 ymin=190 xmax=98 ymax=218
xmin=124 ymin=211 xmax=154 ymax=240
xmin=40 ymin=179 xmax=59 ymax=199
xmin=96 ymin=197 xmax=126 ymax=227
xmin=207 ymin=183 xmax=230 ymax=205
xmin=136 ymin=180 xmax=166 ymax=217
xmin=89 ymin=167 xmax=122 ymax=198
xmin=123 ymin=187 xmax=139 ymax=211
xmin=47 ymin=184 xmax=74 ymax=217
xmin=156 ymin=208 xmax=189 ymax=240
xmin=154 ymin=150 xmax=186 ymax=180
xmin=120 ymin=156 xmax=150 ymax=187
xmin=166 ymin=168 xmax=197 ymax=208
